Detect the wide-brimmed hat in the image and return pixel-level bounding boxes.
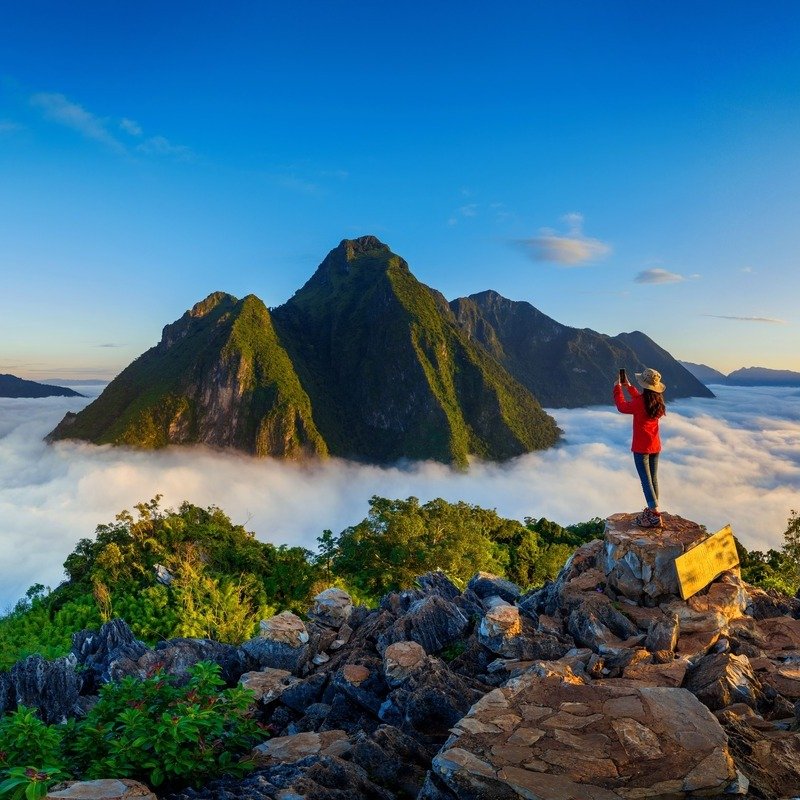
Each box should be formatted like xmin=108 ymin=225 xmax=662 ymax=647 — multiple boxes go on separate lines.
xmin=635 ymin=367 xmax=666 ymax=393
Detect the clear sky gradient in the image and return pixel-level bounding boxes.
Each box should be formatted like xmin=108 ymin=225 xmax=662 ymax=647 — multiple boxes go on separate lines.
xmin=2 ymin=1 xmax=798 ymax=380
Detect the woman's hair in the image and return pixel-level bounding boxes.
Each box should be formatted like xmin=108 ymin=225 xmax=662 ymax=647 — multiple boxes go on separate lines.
xmin=643 ymin=388 xmax=666 ymax=419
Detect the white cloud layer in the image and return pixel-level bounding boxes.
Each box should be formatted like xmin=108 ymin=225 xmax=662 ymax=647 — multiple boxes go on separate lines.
xmin=516 ymin=213 xmax=611 ymax=266
xmin=1 ymin=385 xmax=799 ymax=610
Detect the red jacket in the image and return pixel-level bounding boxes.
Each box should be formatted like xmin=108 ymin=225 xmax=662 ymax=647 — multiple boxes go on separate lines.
xmin=614 ymin=384 xmax=662 ymax=454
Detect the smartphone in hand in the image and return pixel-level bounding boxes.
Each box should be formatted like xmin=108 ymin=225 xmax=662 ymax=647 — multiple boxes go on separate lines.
xmin=619 ymin=368 xmax=627 ymax=385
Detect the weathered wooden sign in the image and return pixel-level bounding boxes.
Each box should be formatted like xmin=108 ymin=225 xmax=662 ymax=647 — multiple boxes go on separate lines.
xmin=674 ymin=524 xmax=739 ymax=600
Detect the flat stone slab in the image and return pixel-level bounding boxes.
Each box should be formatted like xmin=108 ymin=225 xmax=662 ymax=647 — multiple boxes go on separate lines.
xmin=603 ymin=513 xmax=713 ymax=602
xmin=46 ymin=780 xmax=156 ymax=800
xmin=432 ymin=667 xmax=737 ymax=799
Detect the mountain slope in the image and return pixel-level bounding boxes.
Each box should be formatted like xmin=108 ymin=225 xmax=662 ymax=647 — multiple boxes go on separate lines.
xmin=272 ymin=237 xmax=560 ymax=464
xmin=725 ymin=366 xmax=800 ymax=386
xmin=679 ymin=361 xmax=727 ymax=385
xmin=0 ymin=374 xmax=83 ymax=398
xmin=48 ymin=292 xmax=327 ymax=458
xmin=451 ymin=291 xmax=714 ymax=407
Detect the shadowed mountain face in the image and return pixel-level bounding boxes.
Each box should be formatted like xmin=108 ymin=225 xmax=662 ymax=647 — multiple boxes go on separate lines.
xmin=47 ymin=236 xmax=713 ymax=462
xmin=450 ymin=291 xmax=714 ymax=407
xmin=0 ymin=374 xmax=83 ymax=399
xmin=271 ymin=237 xmax=560 ymax=464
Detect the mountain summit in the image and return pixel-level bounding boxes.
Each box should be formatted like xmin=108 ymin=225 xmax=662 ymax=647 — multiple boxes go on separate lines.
xmin=48 ymin=236 xmax=711 ymax=463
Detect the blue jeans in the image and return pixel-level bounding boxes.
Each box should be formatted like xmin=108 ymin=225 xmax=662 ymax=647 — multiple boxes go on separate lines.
xmin=633 ymin=452 xmax=659 ymax=509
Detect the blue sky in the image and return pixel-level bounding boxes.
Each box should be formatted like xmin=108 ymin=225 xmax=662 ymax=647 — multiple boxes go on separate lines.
xmin=1 ymin=1 xmax=798 ymax=380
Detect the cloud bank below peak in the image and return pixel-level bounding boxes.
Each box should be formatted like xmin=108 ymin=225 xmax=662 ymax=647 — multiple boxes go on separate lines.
xmin=1 ymin=385 xmax=798 ymax=610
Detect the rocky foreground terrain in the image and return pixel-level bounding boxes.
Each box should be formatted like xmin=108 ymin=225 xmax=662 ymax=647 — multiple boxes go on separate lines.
xmin=4 ymin=513 xmax=800 ymax=799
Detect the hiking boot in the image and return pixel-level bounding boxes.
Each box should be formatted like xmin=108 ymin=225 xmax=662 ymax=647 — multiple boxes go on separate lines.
xmin=635 ymin=508 xmax=662 ymax=529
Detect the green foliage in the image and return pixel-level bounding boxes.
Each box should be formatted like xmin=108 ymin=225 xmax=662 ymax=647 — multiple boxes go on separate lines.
xmin=0 ymin=707 xmax=66 ymax=772
xmin=326 ymin=496 xmax=510 ymax=599
xmin=0 ymin=593 xmax=100 ymax=671
xmin=0 ymin=707 xmax=67 ymax=800
xmin=0 ymin=664 xmax=261 ymax=793
xmin=65 ymin=662 xmax=259 ymax=788
xmin=738 ymin=510 xmax=800 ymax=596
xmin=320 ymin=496 xmax=600 ymax=601
xmin=1 ymin=498 xmax=321 ymax=668
xmin=0 ymin=766 xmax=65 ymax=800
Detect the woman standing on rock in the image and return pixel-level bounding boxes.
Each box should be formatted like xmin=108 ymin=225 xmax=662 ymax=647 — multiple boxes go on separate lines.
xmin=614 ymin=367 xmax=666 ymax=528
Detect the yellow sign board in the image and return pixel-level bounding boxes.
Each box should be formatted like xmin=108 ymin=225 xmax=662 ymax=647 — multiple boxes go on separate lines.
xmin=674 ymin=524 xmax=739 ymax=600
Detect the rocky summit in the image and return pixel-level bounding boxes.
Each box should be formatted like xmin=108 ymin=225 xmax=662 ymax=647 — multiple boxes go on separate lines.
xmin=6 ymin=513 xmax=800 ymax=799
xmin=48 ymin=235 xmax=710 ymax=465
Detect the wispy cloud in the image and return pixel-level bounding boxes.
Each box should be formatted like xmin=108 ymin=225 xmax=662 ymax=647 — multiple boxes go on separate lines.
xmin=30 ymin=92 xmax=191 ymax=160
xmin=634 ymin=268 xmax=686 ymax=284
xmin=459 ymin=203 xmax=478 ymax=217
xmin=119 ymin=117 xmax=142 ymax=137
xmin=0 ymin=120 xmax=23 ymax=133
xmin=704 ymin=314 xmax=787 ymax=324
xmin=515 ymin=213 xmax=611 ymax=266
xmin=30 ymin=92 xmax=125 ymax=152
xmin=136 ymin=135 xmax=193 ymax=160
xmin=96 ymin=343 xmax=124 ymax=348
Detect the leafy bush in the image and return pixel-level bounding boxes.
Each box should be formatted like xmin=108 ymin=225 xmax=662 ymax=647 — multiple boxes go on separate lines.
xmin=0 ymin=663 xmax=261 ymax=793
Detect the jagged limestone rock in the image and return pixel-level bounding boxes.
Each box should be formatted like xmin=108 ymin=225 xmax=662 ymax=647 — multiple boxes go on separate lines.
xmin=8 ymin=653 xmax=82 ymax=724
xmin=377 ymin=595 xmax=469 ymax=655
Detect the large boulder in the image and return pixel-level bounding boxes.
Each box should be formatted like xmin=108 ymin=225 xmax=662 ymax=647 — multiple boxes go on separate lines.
xmin=603 ymin=513 xmax=712 ymax=603
xmin=430 ymin=667 xmax=739 ymax=799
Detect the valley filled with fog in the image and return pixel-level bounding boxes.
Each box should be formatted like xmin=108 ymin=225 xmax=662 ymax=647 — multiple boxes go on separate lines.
xmin=1 ymin=384 xmax=798 ymax=610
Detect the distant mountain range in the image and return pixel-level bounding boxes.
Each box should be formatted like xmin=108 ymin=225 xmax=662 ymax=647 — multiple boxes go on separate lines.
xmin=48 ymin=236 xmax=711 ymax=464
xmin=0 ymin=374 xmax=83 ymax=399
xmin=680 ymin=362 xmax=800 ymax=387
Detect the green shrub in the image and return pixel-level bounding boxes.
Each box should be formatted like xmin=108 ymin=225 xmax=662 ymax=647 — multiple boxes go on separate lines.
xmin=0 ymin=663 xmax=261 ymax=793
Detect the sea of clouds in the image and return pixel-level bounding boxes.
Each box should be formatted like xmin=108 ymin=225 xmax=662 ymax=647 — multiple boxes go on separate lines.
xmin=1 ymin=384 xmax=799 ymax=611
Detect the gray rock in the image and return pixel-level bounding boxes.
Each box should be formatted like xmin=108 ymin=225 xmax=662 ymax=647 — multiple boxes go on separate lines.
xmin=417 ymin=571 xmax=461 ymax=601
xmin=141 ymin=638 xmax=250 ymax=685
xmin=684 ymin=652 xmax=764 ymax=711
xmin=279 ymin=672 xmax=328 ymax=713
xmin=9 ymin=653 xmax=82 ymax=724
xmin=310 ymin=588 xmax=353 ymax=629
xmin=377 ymin=595 xmax=469 ymax=655
xmin=467 ymin=572 xmax=521 ymax=604
xmin=646 ymin=613 xmax=680 ymax=653
xmin=71 ymin=618 xmax=148 ymax=688
xmin=567 ymin=607 xmax=618 ymax=652
xmin=242 ymin=637 xmax=308 ymax=675
xmin=167 ymin=754 xmax=393 ymax=800
xmin=0 ymin=671 xmax=13 ymax=715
